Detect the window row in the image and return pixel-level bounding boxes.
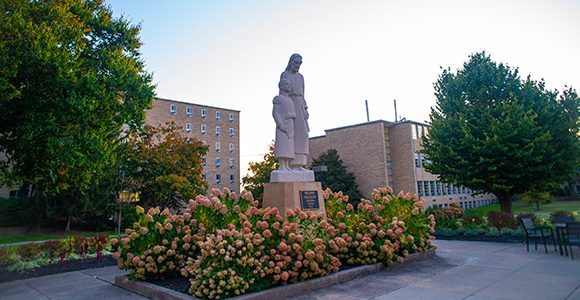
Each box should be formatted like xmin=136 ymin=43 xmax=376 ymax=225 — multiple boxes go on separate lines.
xmin=431 ymin=199 xmax=497 ymax=210
xmin=201 ymin=173 xmax=236 ymax=184
xmin=411 ymin=123 xmax=429 ymax=140
xmin=170 ymin=105 xmax=235 ymax=122
xmin=414 ymin=152 xmax=429 ymax=168
xmin=207 ymin=158 xmax=236 ymax=168
xmin=198 ymin=125 xmax=235 ymax=137
xmin=416 ymin=181 xmax=477 ymax=197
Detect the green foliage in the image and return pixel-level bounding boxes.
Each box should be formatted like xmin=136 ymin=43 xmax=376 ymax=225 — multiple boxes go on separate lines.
xmin=548 ymin=210 xmax=574 ymax=224
xmin=121 ymin=205 xmax=139 ymax=230
xmin=461 ymin=215 xmax=486 ymax=229
xmin=242 ymin=142 xmax=278 ymax=207
xmin=0 ymin=0 xmax=156 ymax=195
xmin=422 ymin=52 xmax=580 ymax=215
xmin=487 ymin=211 xmax=516 ymax=230
xmin=0 ymin=197 xmax=21 ymax=226
xmin=521 ymin=191 xmax=552 ymax=210
xmin=122 ymin=122 xmax=208 ymax=210
xmin=515 ymin=212 xmax=538 ymax=225
xmin=310 ymin=149 xmax=364 ymax=208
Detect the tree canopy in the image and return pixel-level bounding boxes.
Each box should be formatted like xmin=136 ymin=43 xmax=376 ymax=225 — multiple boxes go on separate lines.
xmin=310 ymin=148 xmax=364 ymax=207
xmin=421 ymin=52 xmax=580 ymax=215
xmin=122 ymin=122 xmax=208 ymax=210
xmin=242 ymin=142 xmax=278 ymax=207
xmin=0 ymin=0 xmax=156 ymax=196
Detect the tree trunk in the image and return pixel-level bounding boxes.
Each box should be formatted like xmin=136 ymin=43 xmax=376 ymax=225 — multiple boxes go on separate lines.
xmin=65 ymin=215 xmax=72 ymax=232
xmin=495 ymin=190 xmax=514 ymax=215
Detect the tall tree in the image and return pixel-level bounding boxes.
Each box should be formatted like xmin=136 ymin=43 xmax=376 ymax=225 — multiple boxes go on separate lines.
xmin=242 ymin=142 xmax=278 ymax=207
xmin=0 ymin=0 xmax=156 ymax=197
xmin=122 ymin=122 xmax=208 ymax=210
xmin=422 ymin=52 xmax=580 ymax=215
xmin=310 ymin=149 xmax=364 ymax=207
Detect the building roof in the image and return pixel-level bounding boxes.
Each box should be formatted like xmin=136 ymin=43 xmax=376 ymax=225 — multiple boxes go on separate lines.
xmin=156 ymin=98 xmax=241 ymax=113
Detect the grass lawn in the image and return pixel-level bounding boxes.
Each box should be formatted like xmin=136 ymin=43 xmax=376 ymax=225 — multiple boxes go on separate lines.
xmin=0 ymin=227 xmax=117 ymax=245
xmin=465 ymin=196 xmax=580 ymax=218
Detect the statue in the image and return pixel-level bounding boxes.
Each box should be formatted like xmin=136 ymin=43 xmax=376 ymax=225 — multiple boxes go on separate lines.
xmin=272 ymin=78 xmax=296 ymax=171
xmin=281 ymin=53 xmax=310 ymax=171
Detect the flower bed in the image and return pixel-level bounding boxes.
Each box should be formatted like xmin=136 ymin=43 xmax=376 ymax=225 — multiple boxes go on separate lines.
xmin=112 ymin=186 xmax=436 ymax=299
xmin=0 ymin=235 xmax=112 ymax=279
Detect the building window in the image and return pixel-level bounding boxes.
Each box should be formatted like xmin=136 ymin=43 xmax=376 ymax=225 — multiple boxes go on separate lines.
xmin=202 ymin=157 xmax=206 ymax=167
xmin=229 ymin=143 xmax=234 ymax=153
xmin=216 ymin=174 xmax=221 ymax=184
xmin=229 ymin=113 xmax=234 ymax=122
xmin=421 ymin=153 xmax=427 ymax=166
xmin=424 ymin=182 xmax=429 ymax=197
xmin=186 ymin=107 xmax=192 ymax=117
xmin=229 ymin=174 xmax=235 ymax=184
xmin=216 ymin=142 xmax=221 ymax=152
xmin=414 ymin=153 xmax=421 ymax=168
xmin=229 ymin=128 xmax=234 ymax=137
xmin=447 ymin=184 xmax=451 ymax=195
xmin=436 ymin=182 xmax=441 ymax=196
xmin=442 ymin=183 xmax=447 ymax=195
xmin=430 ymin=181 xmax=436 ymax=196
xmin=216 ymin=111 xmax=221 ymax=120
xmin=9 ymin=190 xmax=18 ymax=198
xmin=202 ymin=140 xmax=207 ymax=145
xmin=202 ymin=109 xmax=207 ymax=119
xmin=201 ymin=124 xmax=207 ymax=134
xmin=216 ymin=158 xmax=221 ymax=168
xmin=216 ymin=126 xmax=221 ymax=136
xmin=229 ymin=158 xmax=234 ymax=168
xmin=186 ymin=123 xmax=192 ymax=132
xmin=202 ymin=173 xmax=206 ymax=181
xmin=417 ymin=181 xmax=423 ymax=197
xmin=170 ymin=104 xmax=177 ymax=115
xmin=411 ymin=124 xmax=418 ymax=139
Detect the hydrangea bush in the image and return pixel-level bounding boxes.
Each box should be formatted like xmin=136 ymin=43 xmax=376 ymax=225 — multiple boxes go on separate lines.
xmin=325 ymin=187 xmax=435 ymax=266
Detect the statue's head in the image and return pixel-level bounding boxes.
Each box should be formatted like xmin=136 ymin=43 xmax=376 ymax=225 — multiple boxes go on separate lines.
xmin=279 ymin=78 xmax=292 ymax=92
xmin=285 ymin=54 xmax=302 ymax=72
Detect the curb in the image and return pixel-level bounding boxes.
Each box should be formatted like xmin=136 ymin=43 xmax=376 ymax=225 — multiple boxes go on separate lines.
xmin=115 ymin=248 xmax=436 ymax=300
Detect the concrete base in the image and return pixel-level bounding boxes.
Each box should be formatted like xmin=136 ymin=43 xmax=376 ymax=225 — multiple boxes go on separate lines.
xmin=263 ymin=181 xmax=326 ymax=219
xmin=270 ymin=170 xmax=315 ymax=182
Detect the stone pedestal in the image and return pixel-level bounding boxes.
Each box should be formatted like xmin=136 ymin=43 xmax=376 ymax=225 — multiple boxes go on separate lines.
xmin=263 ymin=181 xmax=326 ymax=219
xmin=270 ymin=170 xmax=315 ymax=182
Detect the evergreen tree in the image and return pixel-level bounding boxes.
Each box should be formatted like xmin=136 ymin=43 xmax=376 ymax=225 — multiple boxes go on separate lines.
xmin=310 ymin=149 xmax=364 ymax=207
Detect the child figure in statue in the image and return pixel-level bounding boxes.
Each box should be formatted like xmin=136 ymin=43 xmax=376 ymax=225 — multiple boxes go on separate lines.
xmin=272 ymin=78 xmax=296 ymax=171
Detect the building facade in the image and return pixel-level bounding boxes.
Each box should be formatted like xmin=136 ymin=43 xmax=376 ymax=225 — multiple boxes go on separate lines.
xmin=308 ymin=120 xmax=497 ymax=210
xmin=146 ymin=98 xmax=240 ymax=194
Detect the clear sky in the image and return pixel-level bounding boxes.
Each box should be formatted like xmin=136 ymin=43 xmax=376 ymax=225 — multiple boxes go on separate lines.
xmin=104 ymin=0 xmax=580 ymax=178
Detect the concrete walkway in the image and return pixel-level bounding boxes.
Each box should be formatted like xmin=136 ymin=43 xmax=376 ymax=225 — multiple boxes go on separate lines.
xmin=1 ymin=240 xmax=579 ymax=300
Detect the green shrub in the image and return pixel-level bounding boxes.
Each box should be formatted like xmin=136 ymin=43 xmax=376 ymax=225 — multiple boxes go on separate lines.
xmin=121 ymin=205 xmax=140 ymax=230
xmin=515 ymin=212 xmax=537 ymax=225
xmin=461 ymin=215 xmax=486 ymax=229
xmin=484 ymin=227 xmax=500 ymax=237
xmin=487 ymin=211 xmax=516 ymax=230
xmin=549 ymin=210 xmax=573 ymax=224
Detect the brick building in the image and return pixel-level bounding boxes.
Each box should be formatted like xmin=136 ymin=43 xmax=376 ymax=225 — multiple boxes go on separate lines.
xmin=145 ymin=98 xmax=240 ymax=194
xmin=308 ymin=120 xmax=497 ymax=210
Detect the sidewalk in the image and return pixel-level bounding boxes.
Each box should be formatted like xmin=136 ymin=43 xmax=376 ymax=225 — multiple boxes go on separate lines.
xmin=1 ymin=240 xmax=579 ymax=300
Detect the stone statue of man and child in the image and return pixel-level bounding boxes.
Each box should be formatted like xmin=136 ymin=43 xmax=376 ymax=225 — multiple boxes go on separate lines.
xmin=272 ymin=53 xmax=310 ymax=173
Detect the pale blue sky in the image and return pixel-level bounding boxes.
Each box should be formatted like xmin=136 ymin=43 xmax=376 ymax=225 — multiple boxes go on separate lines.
xmin=105 ymin=0 xmax=580 ymax=177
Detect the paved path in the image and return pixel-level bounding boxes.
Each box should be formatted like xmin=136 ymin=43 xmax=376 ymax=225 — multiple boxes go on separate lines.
xmin=1 ymin=240 xmax=579 ymax=300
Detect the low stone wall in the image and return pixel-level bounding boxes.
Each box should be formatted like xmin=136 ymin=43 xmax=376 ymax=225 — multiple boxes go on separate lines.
xmin=114 ymin=248 xmax=436 ymax=300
